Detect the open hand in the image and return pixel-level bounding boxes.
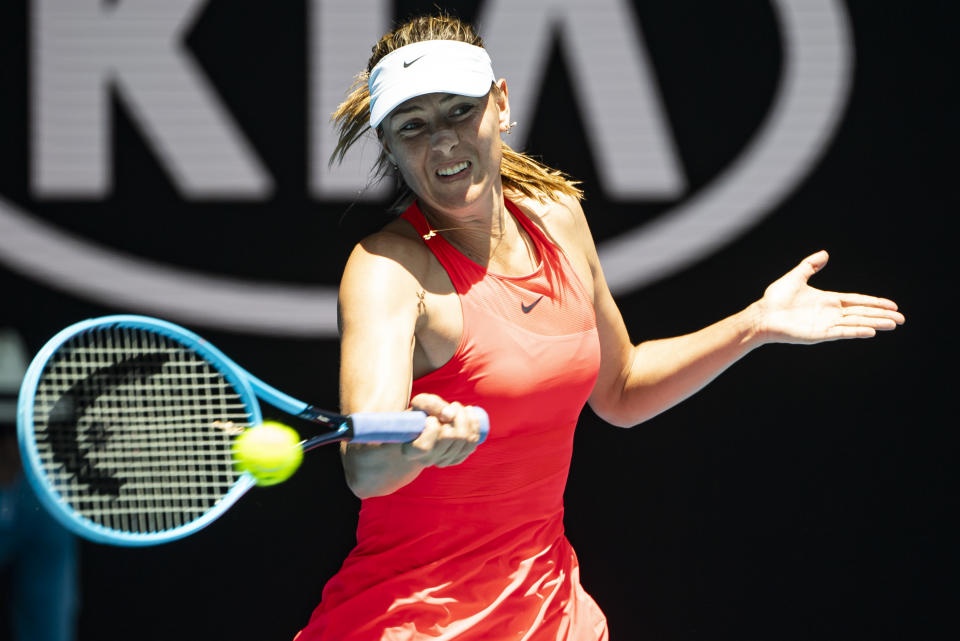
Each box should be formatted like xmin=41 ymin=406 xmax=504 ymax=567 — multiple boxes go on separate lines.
xmin=755 ymin=250 xmax=905 ymax=344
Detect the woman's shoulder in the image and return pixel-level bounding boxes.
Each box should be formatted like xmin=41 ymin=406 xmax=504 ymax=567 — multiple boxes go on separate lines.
xmin=342 ymin=217 xmax=434 ymax=290
xmin=356 ymin=216 xmax=433 ymax=263
xmin=356 ymin=216 xmax=425 ymax=255
xmin=508 ymin=190 xmax=591 ymax=250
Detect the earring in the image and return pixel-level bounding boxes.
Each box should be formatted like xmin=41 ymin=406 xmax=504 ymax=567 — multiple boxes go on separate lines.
xmin=504 ymin=121 xmax=518 ymax=135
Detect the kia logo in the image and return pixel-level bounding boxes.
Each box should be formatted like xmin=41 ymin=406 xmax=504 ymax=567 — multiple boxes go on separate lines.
xmin=0 ymin=0 xmax=852 ymax=336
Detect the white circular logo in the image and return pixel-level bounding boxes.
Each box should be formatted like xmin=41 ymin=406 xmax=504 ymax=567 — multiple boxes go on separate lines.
xmin=0 ymin=0 xmax=852 ymax=336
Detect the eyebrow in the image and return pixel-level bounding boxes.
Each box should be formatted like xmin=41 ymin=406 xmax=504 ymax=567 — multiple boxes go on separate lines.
xmin=389 ymin=94 xmax=461 ymax=121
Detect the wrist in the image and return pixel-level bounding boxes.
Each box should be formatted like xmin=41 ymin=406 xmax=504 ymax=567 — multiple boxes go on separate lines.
xmin=739 ymin=300 xmax=772 ymax=348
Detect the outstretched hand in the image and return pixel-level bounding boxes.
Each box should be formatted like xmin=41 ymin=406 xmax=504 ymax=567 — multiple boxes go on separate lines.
xmin=755 ymin=250 xmax=905 ymax=345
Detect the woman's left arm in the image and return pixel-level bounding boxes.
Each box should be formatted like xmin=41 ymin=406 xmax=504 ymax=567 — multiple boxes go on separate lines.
xmin=557 ymin=200 xmax=906 ymax=427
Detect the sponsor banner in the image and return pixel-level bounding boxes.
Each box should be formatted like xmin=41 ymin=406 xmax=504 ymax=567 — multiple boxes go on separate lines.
xmin=1 ymin=0 xmax=851 ymax=335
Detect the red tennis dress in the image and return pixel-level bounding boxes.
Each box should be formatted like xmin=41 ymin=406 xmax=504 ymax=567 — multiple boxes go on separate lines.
xmin=297 ymin=199 xmax=607 ymax=640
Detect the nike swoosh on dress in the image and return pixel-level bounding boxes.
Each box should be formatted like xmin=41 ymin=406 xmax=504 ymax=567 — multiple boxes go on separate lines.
xmin=521 ymin=296 xmax=544 ymax=313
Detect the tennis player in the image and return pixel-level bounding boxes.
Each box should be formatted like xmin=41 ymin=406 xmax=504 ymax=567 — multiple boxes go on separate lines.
xmin=295 ymin=14 xmax=904 ymax=640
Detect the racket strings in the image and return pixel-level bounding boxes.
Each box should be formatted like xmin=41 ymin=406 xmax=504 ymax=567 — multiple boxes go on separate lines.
xmin=32 ymin=327 xmax=252 ymax=534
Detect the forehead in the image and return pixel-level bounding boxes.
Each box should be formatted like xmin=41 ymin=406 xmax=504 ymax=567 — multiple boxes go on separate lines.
xmin=388 ymin=91 xmax=488 ymax=120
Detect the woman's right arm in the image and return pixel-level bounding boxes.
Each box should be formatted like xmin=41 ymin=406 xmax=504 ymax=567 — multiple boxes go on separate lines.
xmin=338 ymin=231 xmax=482 ymax=499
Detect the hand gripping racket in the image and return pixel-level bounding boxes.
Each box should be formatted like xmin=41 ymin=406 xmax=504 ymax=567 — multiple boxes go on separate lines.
xmin=16 ymin=315 xmax=489 ymax=547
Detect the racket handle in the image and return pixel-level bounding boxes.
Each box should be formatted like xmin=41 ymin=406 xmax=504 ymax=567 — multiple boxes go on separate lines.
xmin=349 ymin=407 xmax=489 ymax=444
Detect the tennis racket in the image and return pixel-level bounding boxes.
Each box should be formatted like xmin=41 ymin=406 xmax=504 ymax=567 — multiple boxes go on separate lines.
xmin=16 ymin=315 xmax=489 ymax=547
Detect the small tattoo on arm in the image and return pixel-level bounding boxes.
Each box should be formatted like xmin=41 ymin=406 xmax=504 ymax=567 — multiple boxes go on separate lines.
xmin=416 ymin=289 xmax=427 ymax=315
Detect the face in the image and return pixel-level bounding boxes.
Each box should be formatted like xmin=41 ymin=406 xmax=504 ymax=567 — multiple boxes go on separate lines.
xmin=379 ymin=80 xmax=511 ymax=217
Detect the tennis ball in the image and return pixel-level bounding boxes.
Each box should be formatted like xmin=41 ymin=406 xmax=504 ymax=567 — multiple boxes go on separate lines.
xmin=232 ymin=421 xmax=303 ymax=486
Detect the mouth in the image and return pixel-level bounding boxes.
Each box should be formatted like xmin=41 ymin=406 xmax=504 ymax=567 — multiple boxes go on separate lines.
xmin=435 ymin=161 xmax=470 ymax=178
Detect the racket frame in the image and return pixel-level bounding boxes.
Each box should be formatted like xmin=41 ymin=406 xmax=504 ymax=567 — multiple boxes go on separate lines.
xmin=18 ymin=316 xmax=309 ymax=546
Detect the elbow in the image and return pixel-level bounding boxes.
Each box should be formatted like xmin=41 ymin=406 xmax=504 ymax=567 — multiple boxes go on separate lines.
xmin=347 ymin=482 xmax=387 ymax=500
xmin=588 ymin=381 xmax=656 ymax=428
xmin=342 ymin=454 xmax=375 ymax=499
xmin=589 ymin=378 xmax=643 ymax=428
xmin=588 ymin=394 xmax=647 ymax=428
xmin=341 ymin=444 xmax=418 ymax=499
xmin=594 ymin=407 xmax=646 ymax=429
xmin=343 ymin=464 xmax=391 ymax=500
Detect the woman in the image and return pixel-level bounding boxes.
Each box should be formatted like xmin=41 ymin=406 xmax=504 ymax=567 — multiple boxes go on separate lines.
xmin=296 ymin=14 xmax=904 ymax=641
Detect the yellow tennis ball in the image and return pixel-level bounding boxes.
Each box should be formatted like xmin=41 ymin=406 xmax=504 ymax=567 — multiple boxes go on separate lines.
xmin=232 ymin=421 xmax=303 ymax=487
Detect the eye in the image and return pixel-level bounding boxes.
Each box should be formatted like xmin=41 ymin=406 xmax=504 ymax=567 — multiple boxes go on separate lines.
xmin=398 ymin=120 xmax=423 ymax=134
xmin=450 ymin=103 xmax=475 ymax=118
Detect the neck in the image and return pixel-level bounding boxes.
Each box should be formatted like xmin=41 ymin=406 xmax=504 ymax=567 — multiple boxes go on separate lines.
xmin=418 ymin=183 xmax=511 ymax=264
xmin=418 ymin=184 xmax=538 ymax=275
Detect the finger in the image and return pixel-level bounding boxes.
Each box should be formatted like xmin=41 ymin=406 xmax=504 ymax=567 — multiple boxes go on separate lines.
xmin=449 ymin=402 xmax=479 ymax=440
xmin=433 ymin=440 xmax=468 ymax=467
xmin=433 ymin=403 xmax=471 ymax=466
xmin=403 ymin=415 xmax=442 ymax=460
xmin=840 ymin=305 xmax=906 ymax=324
xmin=792 ymin=250 xmax=830 ymax=281
xmin=412 ymin=414 xmax=471 ymax=467
xmin=838 ymin=294 xmax=902 ymax=313
xmin=835 ymin=315 xmax=900 ymax=330
xmin=434 ymin=440 xmax=473 ymax=467
xmin=825 ymin=325 xmax=877 ymax=340
xmin=410 ymin=393 xmax=456 ymax=422
xmin=435 ymin=404 xmax=479 ymax=467
xmin=431 ymin=439 xmax=466 ymax=468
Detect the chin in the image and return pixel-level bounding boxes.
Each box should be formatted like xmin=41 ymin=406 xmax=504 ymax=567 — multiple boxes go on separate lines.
xmin=427 ymin=179 xmax=496 ymax=213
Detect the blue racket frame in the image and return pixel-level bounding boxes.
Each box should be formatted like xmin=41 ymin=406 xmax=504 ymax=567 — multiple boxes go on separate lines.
xmin=17 ymin=315 xmax=324 ymax=546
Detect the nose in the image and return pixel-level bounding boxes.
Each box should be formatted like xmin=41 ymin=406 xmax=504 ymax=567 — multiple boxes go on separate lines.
xmin=429 ymin=127 xmax=459 ymax=155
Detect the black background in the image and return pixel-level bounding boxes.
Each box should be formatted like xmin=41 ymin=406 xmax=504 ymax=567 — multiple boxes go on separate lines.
xmin=1 ymin=1 xmax=956 ymax=639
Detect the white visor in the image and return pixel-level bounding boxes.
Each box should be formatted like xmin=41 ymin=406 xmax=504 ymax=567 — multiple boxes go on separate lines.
xmin=368 ymin=40 xmax=496 ymax=128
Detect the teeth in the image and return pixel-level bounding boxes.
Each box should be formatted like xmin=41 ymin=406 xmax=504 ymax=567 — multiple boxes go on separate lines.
xmin=437 ymin=161 xmax=469 ymax=176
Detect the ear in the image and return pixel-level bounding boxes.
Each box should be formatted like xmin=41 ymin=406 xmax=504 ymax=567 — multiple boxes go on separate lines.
xmin=378 ymin=128 xmax=397 ymax=166
xmin=494 ymin=79 xmax=512 ymax=132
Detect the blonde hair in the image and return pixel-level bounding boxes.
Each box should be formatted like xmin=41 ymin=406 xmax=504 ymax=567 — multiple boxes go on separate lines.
xmin=330 ymin=14 xmax=583 ymax=212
